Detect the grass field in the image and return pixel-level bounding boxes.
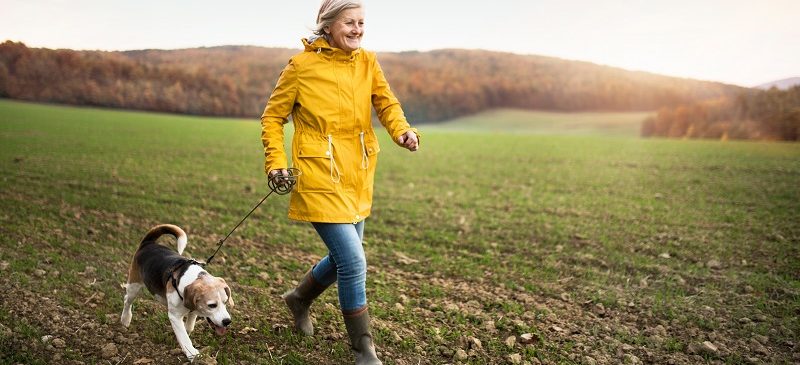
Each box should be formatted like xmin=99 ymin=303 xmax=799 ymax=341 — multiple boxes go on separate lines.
xmin=426 ymin=109 xmax=653 ymax=136
xmin=1 ymin=99 xmax=798 ymax=364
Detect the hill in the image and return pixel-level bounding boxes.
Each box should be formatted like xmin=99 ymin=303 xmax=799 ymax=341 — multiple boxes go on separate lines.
xmin=755 ymin=77 xmax=800 ymax=90
xmin=642 ymin=86 xmax=800 ymax=141
xmin=0 ymin=40 xmax=745 ymax=122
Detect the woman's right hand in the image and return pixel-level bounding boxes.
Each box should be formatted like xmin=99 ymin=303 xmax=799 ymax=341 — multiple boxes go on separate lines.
xmin=269 ymin=169 xmax=289 ymax=186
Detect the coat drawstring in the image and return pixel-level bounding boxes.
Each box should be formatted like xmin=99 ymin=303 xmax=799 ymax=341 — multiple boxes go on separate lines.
xmin=327 ymin=134 xmax=341 ymax=183
xmin=359 ymin=131 xmax=369 ymax=170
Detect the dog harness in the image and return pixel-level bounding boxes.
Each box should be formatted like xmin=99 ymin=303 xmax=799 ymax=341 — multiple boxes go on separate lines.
xmin=168 ymin=259 xmax=204 ymax=301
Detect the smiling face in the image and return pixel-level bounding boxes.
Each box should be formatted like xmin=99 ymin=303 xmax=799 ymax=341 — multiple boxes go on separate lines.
xmin=324 ymin=7 xmax=364 ymax=52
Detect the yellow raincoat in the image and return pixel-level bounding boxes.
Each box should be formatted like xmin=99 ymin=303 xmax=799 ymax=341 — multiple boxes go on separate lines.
xmin=261 ymin=37 xmax=418 ymax=223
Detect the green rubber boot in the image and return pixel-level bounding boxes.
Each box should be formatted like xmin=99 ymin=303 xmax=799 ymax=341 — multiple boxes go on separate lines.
xmin=282 ymin=269 xmax=328 ymax=336
xmin=343 ymin=308 xmax=382 ymax=365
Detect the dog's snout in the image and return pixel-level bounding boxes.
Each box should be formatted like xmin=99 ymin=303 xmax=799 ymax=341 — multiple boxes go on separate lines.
xmin=222 ymin=318 xmax=232 ymax=327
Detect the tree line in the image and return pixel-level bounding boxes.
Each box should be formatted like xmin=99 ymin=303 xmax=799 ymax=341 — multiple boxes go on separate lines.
xmin=1 ymin=40 xmax=744 ymax=123
xmin=641 ymin=86 xmax=800 ymax=141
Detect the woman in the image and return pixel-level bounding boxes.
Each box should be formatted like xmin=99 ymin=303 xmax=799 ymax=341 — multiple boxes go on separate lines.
xmin=260 ymin=1 xmax=419 ymax=364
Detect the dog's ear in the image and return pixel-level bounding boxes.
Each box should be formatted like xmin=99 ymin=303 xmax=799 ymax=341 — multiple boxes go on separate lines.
xmin=225 ymin=286 xmax=234 ymax=308
xmin=220 ymin=278 xmax=234 ymax=308
xmin=183 ymin=281 xmax=199 ymax=311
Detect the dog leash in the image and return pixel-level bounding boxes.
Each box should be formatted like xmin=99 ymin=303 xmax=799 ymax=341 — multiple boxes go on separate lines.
xmin=205 ymin=168 xmax=301 ymax=265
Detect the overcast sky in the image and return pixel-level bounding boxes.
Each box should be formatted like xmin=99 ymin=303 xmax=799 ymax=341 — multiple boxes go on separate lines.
xmin=2 ymin=0 xmax=798 ymax=87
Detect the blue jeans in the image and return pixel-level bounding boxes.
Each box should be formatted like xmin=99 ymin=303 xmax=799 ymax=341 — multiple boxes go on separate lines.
xmin=310 ymin=220 xmax=367 ymax=312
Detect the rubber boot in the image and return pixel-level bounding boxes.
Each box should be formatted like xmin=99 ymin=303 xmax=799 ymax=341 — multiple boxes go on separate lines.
xmin=343 ymin=308 xmax=382 ymax=365
xmin=282 ymin=269 xmax=328 ymax=335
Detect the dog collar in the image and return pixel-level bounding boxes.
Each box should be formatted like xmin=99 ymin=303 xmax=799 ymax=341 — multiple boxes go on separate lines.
xmin=169 ymin=259 xmax=204 ymax=301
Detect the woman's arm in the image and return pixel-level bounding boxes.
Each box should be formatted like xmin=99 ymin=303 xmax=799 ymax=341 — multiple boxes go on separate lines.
xmin=371 ymin=57 xmax=419 ymax=150
xmin=261 ymin=59 xmax=298 ymax=175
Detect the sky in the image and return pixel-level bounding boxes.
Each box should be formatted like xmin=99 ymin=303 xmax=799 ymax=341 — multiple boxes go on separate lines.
xmin=2 ymin=0 xmax=798 ymax=87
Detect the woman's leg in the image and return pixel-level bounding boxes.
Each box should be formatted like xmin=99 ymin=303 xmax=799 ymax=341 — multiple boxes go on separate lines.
xmin=282 ymin=265 xmax=329 ymax=336
xmin=312 ymin=220 xmax=365 ymax=287
xmin=312 ymin=220 xmax=380 ymax=364
xmin=283 ymin=222 xmax=360 ymax=336
xmin=284 ymin=221 xmax=365 ymax=336
xmin=311 ymin=255 xmax=337 ymax=286
xmin=311 ymin=220 xmax=367 ymax=312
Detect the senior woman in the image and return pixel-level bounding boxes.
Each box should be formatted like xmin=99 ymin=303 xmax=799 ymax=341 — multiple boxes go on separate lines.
xmin=260 ymin=0 xmax=419 ymax=363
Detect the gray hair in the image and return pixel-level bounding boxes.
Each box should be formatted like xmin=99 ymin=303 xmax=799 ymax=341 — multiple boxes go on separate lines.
xmin=313 ymin=0 xmax=363 ymax=37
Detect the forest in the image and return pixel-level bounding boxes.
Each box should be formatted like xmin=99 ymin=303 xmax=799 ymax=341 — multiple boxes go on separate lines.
xmin=3 ymin=40 xmax=798 ymax=140
xmin=641 ymin=86 xmax=800 ymax=141
xmin=0 ymin=40 xmax=743 ymax=123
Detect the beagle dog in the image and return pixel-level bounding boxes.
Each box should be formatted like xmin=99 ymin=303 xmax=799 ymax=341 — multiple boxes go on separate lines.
xmin=120 ymin=224 xmax=233 ymax=361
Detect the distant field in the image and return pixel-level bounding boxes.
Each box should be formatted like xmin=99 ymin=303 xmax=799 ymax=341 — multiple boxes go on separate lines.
xmin=1 ymin=99 xmax=798 ymax=364
xmin=426 ymin=109 xmax=653 ymax=136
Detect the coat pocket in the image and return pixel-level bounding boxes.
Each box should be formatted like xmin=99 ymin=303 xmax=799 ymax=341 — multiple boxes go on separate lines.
xmin=295 ymin=143 xmax=335 ymax=193
xmin=364 ymin=138 xmax=380 ymax=157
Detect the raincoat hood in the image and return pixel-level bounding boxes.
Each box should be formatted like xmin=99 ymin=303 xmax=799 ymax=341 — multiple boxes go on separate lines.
xmin=302 ymin=37 xmax=362 ymax=58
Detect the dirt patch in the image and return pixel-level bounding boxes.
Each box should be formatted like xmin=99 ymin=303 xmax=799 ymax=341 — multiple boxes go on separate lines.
xmin=0 ymin=279 xmax=185 ymax=364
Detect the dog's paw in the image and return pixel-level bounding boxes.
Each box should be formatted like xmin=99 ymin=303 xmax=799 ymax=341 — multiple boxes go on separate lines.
xmin=120 ymin=312 xmax=132 ymax=327
xmin=189 ymin=350 xmax=217 ymax=365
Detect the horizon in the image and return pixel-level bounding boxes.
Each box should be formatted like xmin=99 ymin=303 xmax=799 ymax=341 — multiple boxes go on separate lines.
xmin=2 ymin=0 xmax=799 ymax=87
xmin=8 ymin=38 xmax=788 ymax=88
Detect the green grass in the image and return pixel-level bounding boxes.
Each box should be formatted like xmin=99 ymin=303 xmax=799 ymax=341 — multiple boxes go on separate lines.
xmin=1 ymin=99 xmax=798 ymax=364
xmin=426 ymin=108 xmax=653 ymax=136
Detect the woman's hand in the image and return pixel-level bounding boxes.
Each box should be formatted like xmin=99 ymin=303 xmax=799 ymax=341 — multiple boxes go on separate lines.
xmin=397 ymin=130 xmax=419 ymax=152
xmin=268 ymin=168 xmax=289 ymax=186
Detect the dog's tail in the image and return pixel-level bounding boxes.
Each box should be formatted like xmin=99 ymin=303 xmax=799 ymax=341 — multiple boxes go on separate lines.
xmin=139 ymin=224 xmax=188 ymax=254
